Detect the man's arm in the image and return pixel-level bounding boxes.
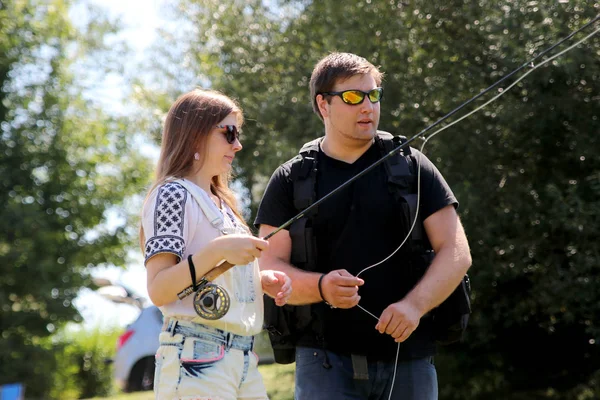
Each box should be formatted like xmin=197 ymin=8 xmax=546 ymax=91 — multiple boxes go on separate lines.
xmin=404 ymin=204 xmax=472 ymax=314
xmin=258 ymin=224 xmax=363 ymax=307
xmin=376 ymin=205 xmax=472 ymax=341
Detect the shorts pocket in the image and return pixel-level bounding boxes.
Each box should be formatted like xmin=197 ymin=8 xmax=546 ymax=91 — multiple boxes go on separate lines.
xmin=154 ymin=333 xmax=184 ymax=398
xmin=180 ymin=337 xmax=225 ymax=377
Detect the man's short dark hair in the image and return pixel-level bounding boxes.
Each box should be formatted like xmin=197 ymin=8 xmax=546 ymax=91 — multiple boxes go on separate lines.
xmin=310 ymin=52 xmax=384 ymax=120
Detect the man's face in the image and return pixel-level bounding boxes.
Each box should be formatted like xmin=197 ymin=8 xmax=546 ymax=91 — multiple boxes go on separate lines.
xmin=317 ymin=73 xmax=380 ymax=144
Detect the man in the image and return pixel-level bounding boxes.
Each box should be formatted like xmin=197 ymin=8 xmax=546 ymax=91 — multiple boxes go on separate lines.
xmin=255 ymin=52 xmax=472 ymax=400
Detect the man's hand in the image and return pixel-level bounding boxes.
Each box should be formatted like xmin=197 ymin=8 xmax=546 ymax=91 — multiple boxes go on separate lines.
xmin=261 ymin=270 xmax=292 ymax=306
xmin=320 ymin=269 xmax=364 ymax=309
xmin=376 ymin=299 xmax=423 ymax=343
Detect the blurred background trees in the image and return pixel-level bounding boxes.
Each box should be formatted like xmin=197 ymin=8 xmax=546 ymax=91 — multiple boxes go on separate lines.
xmin=1 ymin=0 xmax=598 ymax=398
xmin=0 ymin=0 xmax=149 ymax=397
xmin=143 ymin=1 xmax=600 ymax=398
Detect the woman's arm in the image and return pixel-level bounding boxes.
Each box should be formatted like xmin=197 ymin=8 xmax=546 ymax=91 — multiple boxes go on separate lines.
xmin=146 ymin=235 xmax=268 ymax=306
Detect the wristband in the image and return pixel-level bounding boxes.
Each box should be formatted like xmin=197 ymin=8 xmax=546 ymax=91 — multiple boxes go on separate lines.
xmin=188 ymin=254 xmax=198 ymax=291
xmin=318 ymin=273 xmax=335 ymax=308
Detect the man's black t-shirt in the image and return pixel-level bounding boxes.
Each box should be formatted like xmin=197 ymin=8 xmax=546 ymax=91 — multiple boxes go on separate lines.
xmin=255 ymin=140 xmax=458 ymax=360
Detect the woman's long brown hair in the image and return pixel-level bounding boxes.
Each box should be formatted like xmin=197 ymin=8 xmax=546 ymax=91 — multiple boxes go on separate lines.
xmin=140 ymin=89 xmax=248 ymax=254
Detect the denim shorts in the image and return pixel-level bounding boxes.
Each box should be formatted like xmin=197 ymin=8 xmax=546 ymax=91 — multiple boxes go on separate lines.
xmin=153 ymin=319 xmax=268 ymax=400
xmin=294 ymin=346 xmax=438 ymax=400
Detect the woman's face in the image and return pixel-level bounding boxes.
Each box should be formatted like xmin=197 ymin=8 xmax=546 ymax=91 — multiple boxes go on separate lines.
xmin=201 ymin=112 xmax=242 ymax=177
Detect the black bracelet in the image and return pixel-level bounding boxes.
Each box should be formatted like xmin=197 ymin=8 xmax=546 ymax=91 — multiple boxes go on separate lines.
xmin=318 ymin=273 xmax=334 ymax=308
xmin=188 ymin=254 xmax=198 ymax=292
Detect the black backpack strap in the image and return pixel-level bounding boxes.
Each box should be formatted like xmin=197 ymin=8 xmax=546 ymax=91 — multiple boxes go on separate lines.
xmin=375 ymin=130 xmax=413 ymax=188
xmin=288 ymin=137 xmax=321 ymax=269
xmin=264 ymin=138 xmax=322 ymax=364
xmin=291 ymin=137 xmax=321 ymax=213
xmin=375 ymin=131 xmax=424 ymax=244
xmin=375 ymin=132 xmax=471 ymax=346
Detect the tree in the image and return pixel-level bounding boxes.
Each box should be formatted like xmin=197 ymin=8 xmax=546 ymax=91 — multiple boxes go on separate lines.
xmin=146 ymin=0 xmax=599 ymax=397
xmin=0 ymin=0 xmax=151 ymax=397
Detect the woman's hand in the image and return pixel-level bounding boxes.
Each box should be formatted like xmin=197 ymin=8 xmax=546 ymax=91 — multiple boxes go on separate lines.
xmin=213 ymin=234 xmax=269 ymax=266
xmin=260 ymin=270 xmax=292 ymax=306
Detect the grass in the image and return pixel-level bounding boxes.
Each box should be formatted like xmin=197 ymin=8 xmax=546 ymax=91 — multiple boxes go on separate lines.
xmin=84 ymin=393 xmax=154 ymax=400
xmin=83 ymin=363 xmax=295 ymax=400
xmin=259 ymin=362 xmax=295 ymax=400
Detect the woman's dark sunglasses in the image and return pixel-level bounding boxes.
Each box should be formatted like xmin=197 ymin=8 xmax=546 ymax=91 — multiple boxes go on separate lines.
xmin=318 ymin=87 xmax=383 ymax=105
xmin=216 ymin=124 xmax=240 ymax=144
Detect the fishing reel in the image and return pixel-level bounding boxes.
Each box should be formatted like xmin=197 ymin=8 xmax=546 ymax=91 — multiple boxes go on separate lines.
xmin=193 ymin=282 xmax=230 ymax=320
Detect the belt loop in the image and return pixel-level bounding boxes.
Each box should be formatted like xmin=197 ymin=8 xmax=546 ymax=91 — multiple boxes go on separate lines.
xmin=351 ymin=354 xmax=369 ymax=380
xmin=226 ymin=332 xmax=233 ymax=349
xmin=162 ymin=316 xmax=171 ymax=332
xmin=170 ymin=320 xmax=179 ymax=337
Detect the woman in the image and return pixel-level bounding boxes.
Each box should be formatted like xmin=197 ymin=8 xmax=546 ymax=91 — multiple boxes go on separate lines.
xmin=141 ymin=88 xmax=291 ymax=399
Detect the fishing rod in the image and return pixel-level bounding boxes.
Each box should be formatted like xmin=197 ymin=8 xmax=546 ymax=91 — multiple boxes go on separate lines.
xmin=180 ymin=14 xmax=600 ymax=299
xmin=261 ymin=14 xmax=600 ymax=241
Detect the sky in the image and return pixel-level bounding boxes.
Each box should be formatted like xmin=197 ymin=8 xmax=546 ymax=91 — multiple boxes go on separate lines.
xmin=72 ymin=0 xmax=167 ymax=329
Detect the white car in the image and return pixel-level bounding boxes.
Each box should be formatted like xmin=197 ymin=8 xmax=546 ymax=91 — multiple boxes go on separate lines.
xmin=95 ymin=279 xmax=161 ymax=392
xmin=114 ymin=304 xmax=162 ymax=391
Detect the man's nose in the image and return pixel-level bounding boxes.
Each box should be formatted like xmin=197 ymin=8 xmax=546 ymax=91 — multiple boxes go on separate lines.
xmin=359 ymin=98 xmax=374 ymax=113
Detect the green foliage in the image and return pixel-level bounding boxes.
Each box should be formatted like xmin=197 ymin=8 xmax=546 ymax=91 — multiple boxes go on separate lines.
xmin=82 ymin=393 xmax=153 ymax=400
xmin=254 ymin=330 xmax=275 ymax=362
xmin=0 ymin=0 xmax=152 ymax=397
xmin=144 ymin=0 xmax=600 ymax=398
xmin=79 ymin=361 xmax=296 ymax=400
xmin=260 ymin=363 xmax=295 ymax=400
xmin=50 ymin=326 xmax=121 ymax=400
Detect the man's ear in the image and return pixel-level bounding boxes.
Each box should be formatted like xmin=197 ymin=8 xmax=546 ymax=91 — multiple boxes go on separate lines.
xmin=316 ymin=94 xmax=329 ymax=118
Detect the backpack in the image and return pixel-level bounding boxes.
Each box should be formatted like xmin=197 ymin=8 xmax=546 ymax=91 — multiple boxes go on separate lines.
xmin=263 ymin=131 xmax=471 ymax=363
